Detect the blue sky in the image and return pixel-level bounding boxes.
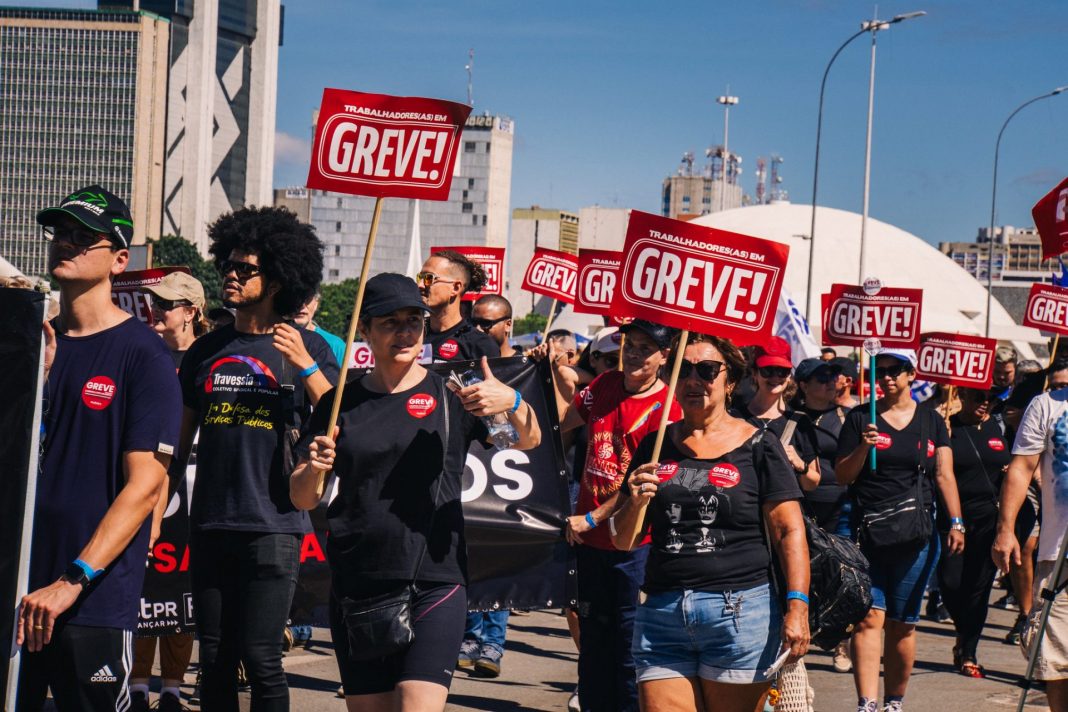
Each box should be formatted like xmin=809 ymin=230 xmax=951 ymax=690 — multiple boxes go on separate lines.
xmin=20 ymin=1 xmax=1068 ymax=247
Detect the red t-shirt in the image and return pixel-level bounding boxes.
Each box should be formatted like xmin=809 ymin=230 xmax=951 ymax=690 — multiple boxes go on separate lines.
xmin=572 ymin=371 xmax=683 ymax=550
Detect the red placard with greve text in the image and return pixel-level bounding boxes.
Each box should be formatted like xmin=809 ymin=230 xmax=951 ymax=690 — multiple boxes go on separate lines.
xmin=307 ymin=89 xmax=472 ymax=200
xmin=821 ymin=283 xmax=923 ymax=349
xmin=1032 ymin=177 xmax=1068 ymax=260
xmin=522 ymin=247 xmax=579 ymax=305
xmin=1022 ymin=283 xmax=1068 ymax=337
xmin=574 ymin=249 xmax=622 ymax=317
xmin=915 ymin=332 xmax=997 ymax=389
xmin=111 ymin=267 xmax=192 ymax=326
xmin=430 ymin=246 xmax=505 ymax=302
xmin=611 ymin=210 xmax=788 ymax=343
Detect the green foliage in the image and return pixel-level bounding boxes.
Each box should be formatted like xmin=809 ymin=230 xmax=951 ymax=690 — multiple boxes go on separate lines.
xmin=149 ymin=235 xmax=223 ymax=311
xmin=316 ymin=278 xmax=360 ymax=336
xmin=512 ymin=312 xmax=548 ymax=336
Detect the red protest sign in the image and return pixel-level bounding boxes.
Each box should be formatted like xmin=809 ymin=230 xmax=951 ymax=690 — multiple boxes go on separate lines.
xmin=111 ymin=267 xmax=192 ymax=325
xmin=1032 ymin=177 xmax=1068 ymax=260
xmin=915 ymin=332 xmax=997 ymax=389
xmin=522 ymin=247 xmax=579 ymax=305
xmin=431 ymin=246 xmax=505 ymax=302
xmin=821 ymin=283 xmax=923 ymax=349
xmin=1022 ymin=283 xmax=1068 ymax=337
xmin=574 ymin=249 xmax=622 ymax=317
xmin=611 ymin=210 xmax=788 ymax=342
xmin=306 ymin=89 xmax=472 ymax=200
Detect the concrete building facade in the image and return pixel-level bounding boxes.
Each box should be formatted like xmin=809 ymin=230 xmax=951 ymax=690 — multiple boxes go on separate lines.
xmin=508 ymin=207 xmax=578 ymax=317
xmin=0 ymin=7 xmax=170 ymax=275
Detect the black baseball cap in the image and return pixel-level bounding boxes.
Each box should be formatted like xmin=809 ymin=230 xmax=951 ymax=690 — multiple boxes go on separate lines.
xmin=619 ymin=319 xmax=676 ymax=350
xmin=36 ymin=184 xmax=134 ymax=248
xmin=796 ymin=357 xmax=836 ymax=382
xmin=360 ymin=273 xmax=431 ymax=319
xmin=831 ymin=356 xmax=858 ymax=380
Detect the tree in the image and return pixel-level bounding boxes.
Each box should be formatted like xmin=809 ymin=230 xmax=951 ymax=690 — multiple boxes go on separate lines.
xmin=149 ymin=235 xmax=223 ymax=311
xmin=316 ymin=278 xmax=360 ymax=336
xmin=511 ymin=312 xmax=547 ymax=337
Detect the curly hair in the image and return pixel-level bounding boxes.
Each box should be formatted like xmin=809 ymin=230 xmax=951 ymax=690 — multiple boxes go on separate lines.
xmin=434 ymin=250 xmax=487 ymax=294
xmin=674 ymin=332 xmax=748 ymax=386
xmin=206 ymin=206 xmax=324 ymax=317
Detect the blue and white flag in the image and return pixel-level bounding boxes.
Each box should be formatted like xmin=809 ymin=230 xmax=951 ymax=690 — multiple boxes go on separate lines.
xmin=773 ymin=289 xmax=822 ymax=366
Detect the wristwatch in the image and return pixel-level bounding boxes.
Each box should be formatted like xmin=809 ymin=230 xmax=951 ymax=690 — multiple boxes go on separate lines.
xmin=61 ymin=561 xmax=91 ymax=590
xmin=950 ymin=517 xmax=967 ymax=535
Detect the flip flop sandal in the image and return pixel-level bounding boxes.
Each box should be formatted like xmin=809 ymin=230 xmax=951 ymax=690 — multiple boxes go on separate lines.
xmin=959 ymin=661 xmax=986 ymax=678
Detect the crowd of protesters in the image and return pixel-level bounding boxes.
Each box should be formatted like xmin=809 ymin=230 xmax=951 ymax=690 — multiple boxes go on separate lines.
xmin=10 ymin=182 xmax=1068 ymax=712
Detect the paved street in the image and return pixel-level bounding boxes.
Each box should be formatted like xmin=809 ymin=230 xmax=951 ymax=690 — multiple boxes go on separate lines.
xmin=140 ymin=592 xmax=1052 ymax=710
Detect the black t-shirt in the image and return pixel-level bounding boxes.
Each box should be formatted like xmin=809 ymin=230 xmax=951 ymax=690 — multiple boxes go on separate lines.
xmin=799 ymin=405 xmax=848 ymax=505
xmin=743 ymin=409 xmax=818 ymax=466
xmin=624 ymin=429 xmax=802 ymax=594
xmin=942 ymin=415 xmax=1010 ymax=526
xmin=426 ymin=317 xmax=500 ymax=362
xmin=297 ymin=371 xmax=488 ymax=590
xmin=836 ymin=405 xmax=950 ymax=510
xmin=179 ymin=324 xmax=340 ymax=534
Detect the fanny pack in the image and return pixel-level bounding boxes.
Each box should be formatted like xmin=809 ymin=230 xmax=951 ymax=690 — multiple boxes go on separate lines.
xmin=858 ymin=411 xmax=932 ymax=550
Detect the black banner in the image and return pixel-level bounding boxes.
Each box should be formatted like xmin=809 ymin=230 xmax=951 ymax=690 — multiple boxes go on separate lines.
xmin=290 ymin=356 xmax=573 ymax=624
xmin=136 ymin=473 xmax=195 ymax=637
xmin=1 ymin=289 xmax=46 ymax=705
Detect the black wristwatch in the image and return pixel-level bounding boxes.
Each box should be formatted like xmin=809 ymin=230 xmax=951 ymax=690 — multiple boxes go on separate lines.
xmin=61 ymin=562 xmax=91 ymax=590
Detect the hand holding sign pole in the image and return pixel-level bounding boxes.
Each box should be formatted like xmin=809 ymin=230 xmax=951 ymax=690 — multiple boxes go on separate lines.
xmin=306 ymin=88 xmax=471 ymax=495
xmin=863 ymin=337 xmax=881 ymax=472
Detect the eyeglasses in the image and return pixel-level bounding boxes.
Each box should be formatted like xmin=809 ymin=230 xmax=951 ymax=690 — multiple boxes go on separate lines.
xmin=43 ymin=225 xmax=109 ymax=248
xmin=678 ymin=359 xmax=725 ymax=382
xmin=151 ymin=298 xmax=192 ymax=314
xmin=415 ymin=271 xmax=458 ymax=289
xmin=757 ymin=366 xmax=791 ymax=379
xmin=472 ymin=316 xmax=510 ymax=331
xmin=593 ymin=351 xmax=620 ymax=369
xmin=874 ymin=363 xmax=909 ymax=380
xmin=217 ymin=259 xmax=261 ymax=280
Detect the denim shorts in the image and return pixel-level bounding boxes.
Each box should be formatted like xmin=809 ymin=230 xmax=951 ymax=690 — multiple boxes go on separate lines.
xmin=632 ymin=583 xmax=782 ymax=684
xmin=861 ymin=531 xmax=938 ymax=624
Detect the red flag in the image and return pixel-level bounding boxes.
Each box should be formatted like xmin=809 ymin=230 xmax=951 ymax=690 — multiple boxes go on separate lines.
xmin=111 ymin=267 xmax=192 ymax=325
xmin=522 ymin=247 xmax=579 ymax=305
xmin=574 ymin=249 xmax=622 ymax=317
xmin=1032 ymin=177 xmax=1068 ymax=260
xmin=1022 ymin=282 xmax=1068 ymax=337
xmin=431 ymin=246 xmax=505 ymax=301
xmin=307 ymin=89 xmax=471 ymax=200
xmin=915 ymin=332 xmax=996 ymax=389
xmin=821 ymin=283 xmax=923 ymax=349
xmin=611 ymin=211 xmax=788 ymax=343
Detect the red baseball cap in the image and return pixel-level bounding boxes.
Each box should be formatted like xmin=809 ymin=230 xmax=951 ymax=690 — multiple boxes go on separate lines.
xmin=754 ymin=336 xmax=793 ymax=370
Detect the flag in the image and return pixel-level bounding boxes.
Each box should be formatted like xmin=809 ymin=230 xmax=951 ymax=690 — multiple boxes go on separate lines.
xmin=773 ymin=289 xmax=821 ymax=365
xmin=1053 ymin=257 xmax=1068 ymax=288
xmin=1032 ymin=177 xmax=1068 ymax=260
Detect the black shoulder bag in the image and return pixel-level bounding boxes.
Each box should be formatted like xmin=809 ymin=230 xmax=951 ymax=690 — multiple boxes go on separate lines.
xmin=336 ymin=379 xmax=450 ymax=661
xmin=279 ymin=360 xmax=301 ymax=476
xmin=858 ymin=409 xmax=933 ymax=550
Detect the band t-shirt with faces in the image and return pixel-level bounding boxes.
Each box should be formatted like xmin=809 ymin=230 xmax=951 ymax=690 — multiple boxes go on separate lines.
xmin=624 ymin=431 xmax=802 ymax=593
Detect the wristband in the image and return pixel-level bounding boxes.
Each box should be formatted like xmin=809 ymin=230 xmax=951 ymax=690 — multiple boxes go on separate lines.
xmin=950 ymin=517 xmax=964 ymax=525
xmin=786 ymin=591 xmax=809 ymax=605
xmin=74 ymin=558 xmax=102 ymax=582
xmin=299 ymin=362 xmax=320 ymax=378
xmin=584 ymin=512 xmax=597 ymax=529
xmin=510 ymin=389 xmax=522 ymax=414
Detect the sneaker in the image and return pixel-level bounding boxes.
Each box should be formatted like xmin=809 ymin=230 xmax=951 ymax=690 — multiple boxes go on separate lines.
xmin=188 ymin=671 xmax=201 ymax=705
xmin=857 ymin=700 xmax=878 ymax=712
xmin=833 ymin=640 xmax=853 ymax=673
xmin=993 ymin=592 xmax=1019 ymax=610
xmin=925 ymin=594 xmax=951 ymax=624
xmin=157 ymin=691 xmax=185 ymax=712
xmin=473 ymin=645 xmax=503 ymax=678
xmin=131 ymin=690 xmax=149 ymax=712
xmin=567 ymin=691 xmax=580 ymax=712
xmin=1005 ymin=615 xmax=1025 ymax=645
xmin=882 ymin=702 xmax=903 ymax=712
xmin=457 ymin=638 xmax=480 ymax=670
xmin=283 ymin=625 xmax=294 ymax=652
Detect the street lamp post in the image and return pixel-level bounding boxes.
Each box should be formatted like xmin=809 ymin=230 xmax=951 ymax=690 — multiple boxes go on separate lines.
xmin=717 ymin=93 xmax=738 ymax=212
xmin=984 ymin=86 xmax=1068 ymax=338
xmin=805 ymin=11 xmax=925 ymax=319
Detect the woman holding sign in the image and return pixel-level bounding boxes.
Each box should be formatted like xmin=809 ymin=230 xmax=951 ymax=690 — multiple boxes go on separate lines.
xmin=611 ymin=333 xmax=809 ymax=712
xmin=288 ymin=273 xmax=540 ymax=711
xmin=836 ymin=350 xmax=965 ymax=712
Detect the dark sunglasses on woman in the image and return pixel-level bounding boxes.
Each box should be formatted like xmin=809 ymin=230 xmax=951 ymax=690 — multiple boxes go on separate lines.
xmin=151 ymin=298 xmax=192 ymax=313
xmin=679 ymin=359 xmax=725 ymax=382
xmin=594 ymin=351 xmax=620 ymax=369
xmin=806 ymin=368 xmax=839 ymax=384
xmin=217 ymin=259 xmax=261 ymax=280
xmin=874 ymin=363 xmax=909 ymax=380
xmin=757 ymin=366 xmax=791 ymax=379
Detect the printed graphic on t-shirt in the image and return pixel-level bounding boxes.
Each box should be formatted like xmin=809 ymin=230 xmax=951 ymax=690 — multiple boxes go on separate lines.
xmin=927 ymin=439 xmax=936 ymax=457
xmin=82 ymin=375 xmax=116 ymax=410
xmin=201 ymin=355 xmax=280 ymax=430
xmin=655 ymin=466 xmax=731 ymax=555
xmin=1052 ymin=412 xmax=1068 ymax=504
xmin=706 ymin=463 xmax=741 ymax=488
xmin=438 ymin=340 xmax=459 ymax=359
xmin=584 ymin=399 xmax=664 ymax=498
xmin=988 ymin=438 xmax=1005 ymax=452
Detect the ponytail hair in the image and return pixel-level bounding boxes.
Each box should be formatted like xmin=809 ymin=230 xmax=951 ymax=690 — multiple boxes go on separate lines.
xmin=435 ymin=250 xmax=487 ymax=295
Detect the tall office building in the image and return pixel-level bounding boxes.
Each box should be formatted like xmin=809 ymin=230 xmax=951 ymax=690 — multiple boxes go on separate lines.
xmin=300 ymin=113 xmax=515 ymax=282
xmin=0 ymin=7 xmax=170 ymax=275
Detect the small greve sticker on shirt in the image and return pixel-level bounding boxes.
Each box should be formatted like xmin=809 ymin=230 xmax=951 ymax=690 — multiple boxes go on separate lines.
xmin=875 ymin=433 xmax=893 ymax=450
xmin=82 ymin=375 xmax=116 ymax=410
xmin=988 ymin=437 xmax=1005 ymax=452
xmin=437 ymin=340 xmax=459 ymax=359
xmin=655 ymin=461 xmax=678 ymax=480
xmin=406 ymin=393 xmax=437 ymax=418
xmin=926 ymin=439 xmax=936 ymax=457
xmin=707 ymin=462 xmax=741 ymax=488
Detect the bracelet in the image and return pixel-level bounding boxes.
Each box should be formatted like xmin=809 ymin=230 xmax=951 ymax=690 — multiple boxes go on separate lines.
xmin=584 ymin=512 xmax=597 ymax=529
xmin=299 ymin=362 xmax=320 ymax=378
xmin=950 ymin=516 xmax=964 ymax=524
xmin=74 ymin=558 xmax=102 ymax=582
xmin=510 ymin=389 xmax=522 ymax=414
xmin=786 ymin=591 xmax=810 ymax=605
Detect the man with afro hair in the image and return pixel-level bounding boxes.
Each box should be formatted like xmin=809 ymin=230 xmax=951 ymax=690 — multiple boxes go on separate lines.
xmin=176 ymin=206 xmax=339 ymax=709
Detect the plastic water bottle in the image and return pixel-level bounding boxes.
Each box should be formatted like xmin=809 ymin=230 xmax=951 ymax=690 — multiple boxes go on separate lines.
xmin=459 ymin=370 xmax=519 ymax=450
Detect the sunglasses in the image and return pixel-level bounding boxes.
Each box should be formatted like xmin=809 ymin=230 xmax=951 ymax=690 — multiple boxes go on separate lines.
xmin=758 ymin=366 xmax=791 ymax=379
xmin=678 ymin=359 xmax=725 ymax=382
xmin=217 ymin=259 xmax=261 ymax=280
xmin=415 ymin=271 xmax=458 ymax=289
xmin=472 ymin=316 xmax=509 ymax=330
xmin=806 ymin=369 xmax=839 ymax=384
xmin=874 ymin=363 xmax=910 ymax=380
xmin=1049 ymin=382 xmax=1068 ymax=392
xmin=43 ymin=225 xmax=109 ymax=248
xmin=151 ymin=298 xmax=192 ymax=313
xmin=594 ymin=351 xmax=620 ymax=369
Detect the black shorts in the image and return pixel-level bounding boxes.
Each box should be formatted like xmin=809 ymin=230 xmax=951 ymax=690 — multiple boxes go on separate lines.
xmin=17 ymin=624 xmax=132 ymax=712
xmin=330 ymin=581 xmax=467 ymax=696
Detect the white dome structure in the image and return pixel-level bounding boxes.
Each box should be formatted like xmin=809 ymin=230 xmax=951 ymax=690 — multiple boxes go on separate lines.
xmin=690 ymin=203 xmax=1037 ymax=358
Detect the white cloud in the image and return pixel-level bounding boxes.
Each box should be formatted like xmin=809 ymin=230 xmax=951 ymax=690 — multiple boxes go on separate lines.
xmin=275 ymin=130 xmax=311 ymax=165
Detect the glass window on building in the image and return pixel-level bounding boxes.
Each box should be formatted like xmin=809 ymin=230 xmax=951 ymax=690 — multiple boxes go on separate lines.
xmin=337 ymin=197 xmax=342 ymax=208
xmin=482 ymin=215 xmax=487 ymax=226
xmin=336 ymin=221 xmax=341 ymax=231
xmin=468 ymin=178 xmax=475 ymax=188
xmin=472 ymin=215 xmax=478 ymax=225
xmin=465 ymin=142 xmax=476 ymax=153
xmin=334 ymin=245 xmax=341 ymax=255
xmin=462 ymin=202 xmax=472 ymax=213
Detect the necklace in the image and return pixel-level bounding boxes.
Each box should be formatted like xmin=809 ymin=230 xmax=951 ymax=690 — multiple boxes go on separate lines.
xmin=623 ymin=378 xmax=658 ymax=396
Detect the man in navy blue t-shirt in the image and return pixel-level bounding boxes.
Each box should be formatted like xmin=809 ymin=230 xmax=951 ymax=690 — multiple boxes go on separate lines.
xmin=177 ymin=207 xmax=338 ymax=710
xmin=16 ymin=186 xmax=181 ymax=712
